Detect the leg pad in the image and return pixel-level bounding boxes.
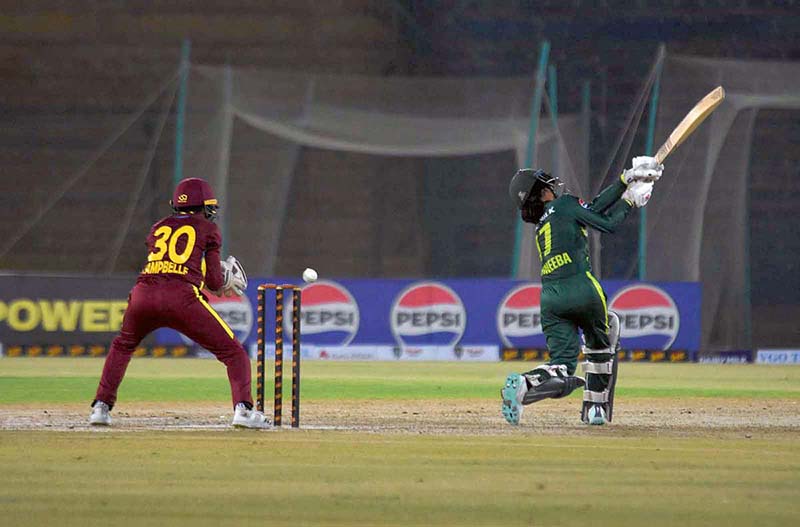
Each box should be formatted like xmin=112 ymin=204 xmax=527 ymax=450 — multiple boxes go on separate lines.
xmin=521 ymin=364 xmax=585 ymax=405
xmin=581 ymin=312 xmax=621 ymax=423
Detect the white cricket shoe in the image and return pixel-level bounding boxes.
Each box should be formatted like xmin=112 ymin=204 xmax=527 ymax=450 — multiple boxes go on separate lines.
xmin=89 ymin=401 xmax=111 ymax=426
xmin=231 ymin=403 xmax=272 ymax=429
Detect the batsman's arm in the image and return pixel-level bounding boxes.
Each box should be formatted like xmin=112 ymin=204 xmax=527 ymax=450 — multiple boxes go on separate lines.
xmin=587 ymin=175 xmax=628 ymax=213
xmin=573 ymin=197 xmax=633 ymax=234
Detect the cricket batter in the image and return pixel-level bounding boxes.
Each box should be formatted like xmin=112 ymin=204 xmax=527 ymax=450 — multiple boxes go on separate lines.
xmin=502 ymin=157 xmax=662 ymax=425
xmin=89 ymin=178 xmax=269 ymax=429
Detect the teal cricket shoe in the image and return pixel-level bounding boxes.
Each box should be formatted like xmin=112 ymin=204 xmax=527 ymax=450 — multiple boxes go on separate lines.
xmin=500 ymin=373 xmax=528 ymax=426
xmin=586 ymin=404 xmax=608 ymax=426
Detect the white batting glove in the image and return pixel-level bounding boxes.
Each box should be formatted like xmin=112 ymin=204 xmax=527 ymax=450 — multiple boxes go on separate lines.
xmin=622 ymin=181 xmax=654 ymax=208
xmin=622 ymin=155 xmax=664 ymax=184
xmin=220 ymin=255 xmax=248 ymax=296
xmin=632 ymin=156 xmax=660 ymax=169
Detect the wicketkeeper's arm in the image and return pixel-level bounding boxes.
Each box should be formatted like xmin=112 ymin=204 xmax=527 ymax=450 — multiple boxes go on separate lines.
xmin=203 ymin=229 xmax=224 ymax=292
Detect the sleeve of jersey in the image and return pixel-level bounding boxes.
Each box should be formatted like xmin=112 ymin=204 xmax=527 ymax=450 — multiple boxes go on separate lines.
xmin=572 ymin=196 xmax=632 ymax=234
xmin=587 ymin=176 xmax=628 ymax=213
xmin=144 ymin=224 xmax=157 ymax=250
xmin=204 ymin=226 xmax=225 ymax=292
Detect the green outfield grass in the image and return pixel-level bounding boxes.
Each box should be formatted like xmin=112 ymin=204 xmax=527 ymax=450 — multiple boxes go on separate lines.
xmin=2 ymin=358 xmax=800 ymax=527
xmin=1 ymin=358 xmax=800 ymax=403
xmin=1 ymin=430 xmax=799 ymax=527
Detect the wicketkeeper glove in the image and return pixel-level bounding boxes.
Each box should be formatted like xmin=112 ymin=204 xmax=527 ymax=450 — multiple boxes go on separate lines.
xmin=622 ymin=155 xmax=664 ymax=184
xmin=220 ymin=255 xmax=248 ymax=296
xmin=622 ymin=180 xmax=654 ymax=208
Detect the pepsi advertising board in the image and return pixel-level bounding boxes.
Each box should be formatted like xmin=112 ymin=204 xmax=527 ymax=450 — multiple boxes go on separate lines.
xmin=153 ymin=278 xmax=701 ymax=361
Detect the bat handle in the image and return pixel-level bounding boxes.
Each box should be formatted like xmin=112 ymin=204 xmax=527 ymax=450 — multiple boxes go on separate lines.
xmin=654 ymin=145 xmax=669 ymax=165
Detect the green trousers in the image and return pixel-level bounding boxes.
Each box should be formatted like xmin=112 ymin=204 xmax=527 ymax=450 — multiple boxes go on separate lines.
xmin=541 ymin=271 xmax=610 ymax=375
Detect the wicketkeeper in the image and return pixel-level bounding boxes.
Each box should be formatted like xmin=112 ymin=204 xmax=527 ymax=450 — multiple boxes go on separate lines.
xmin=89 ymin=178 xmax=269 ymax=429
xmin=502 ymin=157 xmax=662 ymax=425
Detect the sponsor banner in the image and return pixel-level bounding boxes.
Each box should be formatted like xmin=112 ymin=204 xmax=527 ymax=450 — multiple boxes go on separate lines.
xmin=0 ymin=275 xmax=701 ymax=359
xmin=0 ymin=275 xmax=134 ymax=345
xmin=281 ymin=345 xmax=498 ymax=362
xmin=2 ymin=344 xmax=197 ymax=358
xmin=305 ymin=345 xmax=396 ymax=361
xmin=756 ymin=349 xmax=800 ymax=365
xmin=501 ymin=348 xmax=550 ymax=362
xmin=698 ymin=350 xmax=754 ymax=364
xmin=456 ymin=345 xmax=500 ymax=362
xmin=390 ymin=345 xmax=499 ymax=361
xmin=394 ymin=346 xmax=459 ymax=361
xmin=623 ymin=349 xmax=693 ymax=363
xmin=391 ymin=282 xmax=466 ymax=350
xmin=497 ymin=284 xmax=544 ymax=349
xmin=501 ymin=348 xmax=693 ymax=363
xmin=299 ymin=281 xmax=360 ymax=346
xmin=608 ymin=283 xmax=682 ymax=350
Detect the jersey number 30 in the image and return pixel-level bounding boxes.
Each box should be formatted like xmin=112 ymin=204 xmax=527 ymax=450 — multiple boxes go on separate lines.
xmin=536 ymin=223 xmax=552 ymax=261
xmin=147 ymin=225 xmax=197 ymax=264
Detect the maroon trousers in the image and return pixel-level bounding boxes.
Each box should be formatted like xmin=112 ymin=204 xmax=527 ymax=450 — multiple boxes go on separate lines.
xmin=94 ymin=280 xmax=252 ymax=409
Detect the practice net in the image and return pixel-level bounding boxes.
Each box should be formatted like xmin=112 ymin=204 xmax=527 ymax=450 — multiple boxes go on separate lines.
xmin=648 ymin=54 xmax=800 ymax=351
xmin=180 ymin=65 xmax=587 ymax=281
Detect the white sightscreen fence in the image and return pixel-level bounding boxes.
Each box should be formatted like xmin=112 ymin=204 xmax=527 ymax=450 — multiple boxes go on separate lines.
xmin=647 ymin=54 xmax=800 ymax=351
xmin=181 ymin=65 xmax=587 ymax=279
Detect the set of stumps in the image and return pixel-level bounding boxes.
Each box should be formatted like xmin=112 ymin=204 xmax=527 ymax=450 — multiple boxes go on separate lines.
xmin=256 ymin=284 xmax=301 ymax=428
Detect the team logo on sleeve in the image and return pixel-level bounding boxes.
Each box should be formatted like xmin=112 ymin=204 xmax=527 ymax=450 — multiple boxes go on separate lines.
xmin=298 ymin=281 xmax=359 ymax=346
xmin=390 ymin=282 xmax=466 ymax=350
xmin=609 ymin=284 xmax=680 ymax=350
xmin=496 ymin=283 xmax=546 ymax=348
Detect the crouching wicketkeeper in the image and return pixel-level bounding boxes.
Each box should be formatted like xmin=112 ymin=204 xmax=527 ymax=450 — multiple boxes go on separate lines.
xmin=89 ymin=178 xmax=268 ymax=429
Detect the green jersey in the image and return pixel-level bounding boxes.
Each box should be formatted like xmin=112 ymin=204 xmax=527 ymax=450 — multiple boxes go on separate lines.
xmin=535 ymin=176 xmax=633 ymax=282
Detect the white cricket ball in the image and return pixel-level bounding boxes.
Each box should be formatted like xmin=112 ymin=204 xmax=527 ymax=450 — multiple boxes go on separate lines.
xmin=302 ymin=267 xmax=318 ymax=283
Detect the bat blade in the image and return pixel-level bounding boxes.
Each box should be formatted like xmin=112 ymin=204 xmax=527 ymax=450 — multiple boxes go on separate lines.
xmin=654 ymin=86 xmax=725 ymax=164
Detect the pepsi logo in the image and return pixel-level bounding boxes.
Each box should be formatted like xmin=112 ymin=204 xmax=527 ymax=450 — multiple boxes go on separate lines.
xmin=609 ymin=284 xmax=680 ymax=350
xmin=496 ymin=283 xmax=545 ymax=349
xmin=180 ymin=290 xmax=253 ymax=345
xmin=299 ymin=281 xmax=359 ymax=346
xmin=390 ymin=282 xmax=466 ymax=349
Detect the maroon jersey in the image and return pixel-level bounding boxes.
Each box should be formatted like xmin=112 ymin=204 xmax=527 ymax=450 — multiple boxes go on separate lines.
xmin=138 ymin=213 xmax=224 ymax=291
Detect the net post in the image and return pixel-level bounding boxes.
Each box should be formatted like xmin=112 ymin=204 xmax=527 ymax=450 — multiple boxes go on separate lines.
xmin=547 ymin=63 xmax=559 ymax=177
xmin=173 ymin=38 xmax=191 ymax=189
xmin=512 ymin=39 xmax=550 ymax=278
xmin=640 ymin=43 xmax=666 ymax=281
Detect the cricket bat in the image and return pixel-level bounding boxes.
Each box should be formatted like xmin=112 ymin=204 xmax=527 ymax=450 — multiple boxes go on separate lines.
xmin=654 ymin=86 xmax=726 ymax=164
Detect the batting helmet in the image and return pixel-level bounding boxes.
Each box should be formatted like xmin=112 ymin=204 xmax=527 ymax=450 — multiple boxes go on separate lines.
xmin=508 ymin=168 xmax=561 ymax=209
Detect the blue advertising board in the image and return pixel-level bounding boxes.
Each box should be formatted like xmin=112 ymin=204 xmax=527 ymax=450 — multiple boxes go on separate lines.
xmin=0 ymin=275 xmax=699 ymax=360
xmin=152 ymin=278 xmax=701 ymax=361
